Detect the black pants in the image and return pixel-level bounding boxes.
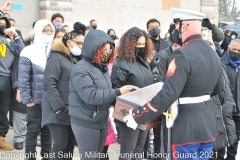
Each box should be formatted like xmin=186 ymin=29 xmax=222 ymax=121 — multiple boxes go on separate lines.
xmin=209 ymin=147 xmax=225 ymax=160
xmin=226 ymin=116 xmax=240 ymax=160
xmin=9 ymin=103 xmax=13 ymax=127
xmin=25 ymin=104 xmax=52 ymax=160
xmin=0 ymin=76 xmax=11 ymax=137
xmin=153 ymin=126 xmax=161 ymax=153
xmin=100 ymin=146 xmax=109 ymax=160
xmin=143 ymin=127 xmax=161 ymax=154
xmin=118 ymin=122 xmax=148 ymax=160
xmin=71 ymin=123 xmax=108 ymax=160
xmin=143 ymin=131 xmax=150 ymax=151
xmin=48 ymin=124 xmax=75 ymax=160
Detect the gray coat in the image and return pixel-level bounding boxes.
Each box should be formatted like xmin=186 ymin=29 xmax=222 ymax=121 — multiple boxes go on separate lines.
xmin=42 ymin=39 xmax=77 ymax=126
xmin=0 ymin=37 xmax=25 ymax=76
xmin=68 ymin=30 xmax=121 ymax=130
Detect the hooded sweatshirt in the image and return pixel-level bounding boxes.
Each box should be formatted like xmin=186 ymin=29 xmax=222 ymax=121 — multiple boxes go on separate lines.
xmin=18 ymin=20 xmax=55 ymax=105
xmin=0 ymin=16 xmax=25 ymax=76
xmin=68 ymin=29 xmax=121 ymax=129
xmin=230 ymin=31 xmax=238 ymax=40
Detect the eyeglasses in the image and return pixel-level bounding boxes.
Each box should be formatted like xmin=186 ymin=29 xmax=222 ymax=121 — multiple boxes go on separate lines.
xmin=42 ymin=29 xmax=55 ymax=33
xmin=231 ymin=48 xmax=240 ymax=53
xmin=103 ymin=48 xmax=112 ymax=54
xmin=71 ymin=40 xmax=83 ymax=47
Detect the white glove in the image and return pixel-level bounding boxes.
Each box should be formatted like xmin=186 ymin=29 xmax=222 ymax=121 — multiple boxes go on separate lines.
xmin=123 ymin=109 xmax=138 ymax=130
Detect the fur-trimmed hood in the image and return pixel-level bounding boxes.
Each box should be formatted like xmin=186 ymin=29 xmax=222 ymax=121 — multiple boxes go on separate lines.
xmin=51 ymin=38 xmax=70 ymax=56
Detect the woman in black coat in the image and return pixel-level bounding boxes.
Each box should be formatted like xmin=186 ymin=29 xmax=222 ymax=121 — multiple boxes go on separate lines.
xmin=210 ymin=68 xmax=237 ymax=160
xmin=68 ymin=29 xmax=133 ymax=160
xmin=42 ymin=22 xmax=86 ymax=160
xmin=111 ymin=27 xmax=154 ymax=160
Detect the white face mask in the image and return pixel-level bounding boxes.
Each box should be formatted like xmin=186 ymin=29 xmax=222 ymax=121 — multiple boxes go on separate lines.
xmin=11 ymin=26 xmax=16 ymax=32
xmin=42 ymin=34 xmax=53 ymax=45
xmin=70 ymin=41 xmax=82 ymax=56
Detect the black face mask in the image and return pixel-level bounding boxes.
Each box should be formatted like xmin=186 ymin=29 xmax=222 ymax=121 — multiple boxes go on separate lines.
xmin=229 ymin=51 xmax=240 ymax=61
xmin=169 ymin=29 xmax=182 ymax=45
xmin=0 ymin=25 xmax=6 ymax=35
xmin=136 ymin=47 xmax=145 ymax=57
xmin=149 ymin=28 xmax=160 ymax=38
xmin=110 ymin=34 xmax=117 ymax=40
xmin=92 ymin=25 xmax=97 ymax=29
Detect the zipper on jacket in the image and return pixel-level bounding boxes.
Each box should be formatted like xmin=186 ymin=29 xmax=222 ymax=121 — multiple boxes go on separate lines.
xmin=216 ymin=94 xmax=230 ymax=147
xmin=45 ymin=46 xmax=48 ymax=61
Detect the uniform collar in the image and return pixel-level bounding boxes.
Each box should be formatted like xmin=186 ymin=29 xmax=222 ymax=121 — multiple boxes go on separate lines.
xmin=182 ymin=34 xmax=202 ymax=45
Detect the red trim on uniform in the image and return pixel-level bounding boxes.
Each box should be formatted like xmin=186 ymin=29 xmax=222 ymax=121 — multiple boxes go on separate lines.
xmin=170 ymin=139 xmax=215 ymax=146
xmin=180 ymin=39 xmax=203 ymax=50
xmin=147 ymin=102 xmax=158 ymax=112
xmin=171 ymin=144 xmax=177 ymax=160
xmin=133 ymin=109 xmax=149 ymax=119
xmin=133 ymin=102 xmax=159 ymax=119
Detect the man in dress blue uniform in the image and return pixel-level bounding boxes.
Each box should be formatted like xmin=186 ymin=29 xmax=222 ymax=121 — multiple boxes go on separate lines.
xmin=124 ymin=8 xmax=223 ymax=160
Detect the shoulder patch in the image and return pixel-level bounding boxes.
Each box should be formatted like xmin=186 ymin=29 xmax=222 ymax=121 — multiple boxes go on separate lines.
xmin=167 ymin=58 xmax=177 ymax=77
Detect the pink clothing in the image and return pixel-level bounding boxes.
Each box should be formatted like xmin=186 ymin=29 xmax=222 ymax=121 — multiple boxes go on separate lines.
xmin=107 ymin=63 xmax=113 ymax=75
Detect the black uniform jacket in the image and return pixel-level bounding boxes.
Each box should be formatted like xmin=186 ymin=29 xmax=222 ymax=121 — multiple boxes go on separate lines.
xmin=132 ymin=35 xmax=223 ymax=145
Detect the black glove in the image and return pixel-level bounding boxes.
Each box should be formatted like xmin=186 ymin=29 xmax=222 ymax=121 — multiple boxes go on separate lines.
xmin=202 ymin=18 xmax=213 ymax=29
xmin=168 ymin=24 xmax=175 ymax=34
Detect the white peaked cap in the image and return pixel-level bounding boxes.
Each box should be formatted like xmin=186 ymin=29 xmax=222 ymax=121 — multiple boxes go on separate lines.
xmin=171 ymin=8 xmax=206 ymax=20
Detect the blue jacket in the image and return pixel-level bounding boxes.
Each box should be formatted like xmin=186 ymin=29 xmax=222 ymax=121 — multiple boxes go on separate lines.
xmin=18 ymin=20 xmax=55 ymax=105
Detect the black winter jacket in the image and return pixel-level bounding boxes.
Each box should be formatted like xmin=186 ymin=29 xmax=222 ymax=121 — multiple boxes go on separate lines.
xmin=10 ymin=38 xmax=26 ymax=113
xmin=68 ymin=30 xmax=121 ymax=129
xmin=222 ymin=53 xmax=240 ymax=114
xmin=221 ymin=36 xmax=231 ymax=53
xmin=111 ymin=57 xmax=154 ymax=88
xmin=150 ymin=46 xmax=172 ymax=83
xmin=111 ymin=54 xmax=154 ymax=124
xmin=11 ymin=58 xmax=27 ymax=113
xmin=151 ymin=37 xmax=169 ymax=53
xmin=42 ymin=39 xmax=79 ymax=127
xmin=212 ymin=68 xmax=237 ymax=151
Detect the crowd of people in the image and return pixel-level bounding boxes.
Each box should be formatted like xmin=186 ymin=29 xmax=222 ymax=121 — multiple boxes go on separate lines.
xmin=0 ymin=0 xmax=240 ymax=160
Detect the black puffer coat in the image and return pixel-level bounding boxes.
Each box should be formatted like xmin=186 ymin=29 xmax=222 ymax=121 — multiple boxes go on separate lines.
xmin=42 ymin=39 xmax=79 ymax=127
xmin=213 ymin=68 xmax=237 ymax=150
xmin=68 ymin=30 xmax=121 ymax=130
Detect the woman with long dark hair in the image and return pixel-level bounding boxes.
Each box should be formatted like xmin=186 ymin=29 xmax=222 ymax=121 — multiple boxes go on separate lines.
xmin=111 ymin=27 xmax=154 ymax=160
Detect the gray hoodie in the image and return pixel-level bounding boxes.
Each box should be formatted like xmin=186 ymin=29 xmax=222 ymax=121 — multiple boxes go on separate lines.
xmin=0 ymin=37 xmax=25 ymax=76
